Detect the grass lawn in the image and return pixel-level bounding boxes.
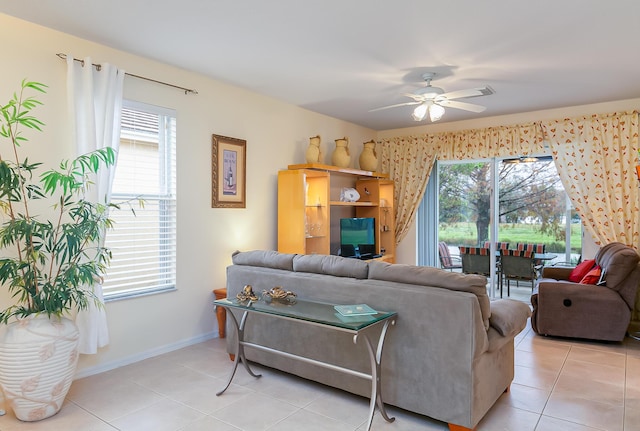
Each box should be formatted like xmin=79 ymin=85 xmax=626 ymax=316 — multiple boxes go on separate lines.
xmin=439 ymin=222 xmax=582 ymax=253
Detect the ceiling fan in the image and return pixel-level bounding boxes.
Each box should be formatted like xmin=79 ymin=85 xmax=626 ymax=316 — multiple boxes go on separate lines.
xmin=370 ymin=72 xmax=494 ymax=122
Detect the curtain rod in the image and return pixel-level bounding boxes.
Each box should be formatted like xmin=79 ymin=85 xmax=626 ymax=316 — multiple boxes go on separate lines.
xmin=56 ymin=53 xmax=198 ymax=95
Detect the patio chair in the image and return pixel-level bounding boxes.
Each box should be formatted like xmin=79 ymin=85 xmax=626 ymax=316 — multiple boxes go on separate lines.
xmin=459 ymin=246 xmax=491 ymax=277
xmin=438 ymin=241 xmax=462 ymax=271
xmin=483 ymin=241 xmax=510 ymax=251
xmin=515 ymin=243 xmax=546 ymax=253
xmin=500 ymin=249 xmax=538 ymax=297
xmin=515 ymin=243 xmax=547 ymax=266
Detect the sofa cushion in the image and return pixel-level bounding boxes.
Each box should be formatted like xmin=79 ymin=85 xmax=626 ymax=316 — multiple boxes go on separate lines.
xmin=367 ymin=261 xmax=491 ymax=329
xmin=568 ymin=259 xmax=595 ymax=282
xmin=489 ymin=299 xmax=531 ymax=337
xmin=579 ymin=266 xmax=602 ymax=285
xmin=231 ymin=250 xmax=296 ymax=271
xmin=292 ymin=254 xmax=369 ymax=279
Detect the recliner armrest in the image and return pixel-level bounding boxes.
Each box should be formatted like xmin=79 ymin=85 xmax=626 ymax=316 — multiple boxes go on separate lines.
xmin=537 ymin=279 xmax=585 ymax=293
xmin=541 ymin=266 xmax=573 ymax=280
xmin=537 ymin=279 xmax=623 ymax=304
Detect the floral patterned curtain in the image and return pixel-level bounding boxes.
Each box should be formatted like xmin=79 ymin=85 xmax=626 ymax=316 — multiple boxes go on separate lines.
xmin=541 ymin=111 xmax=640 ymax=248
xmin=379 ymin=135 xmax=438 ymax=243
xmin=437 ymin=122 xmax=545 ymax=160
xmin=381 ymin=113 xmax=640 ymax=250
xmin=379 ymin=122 xmax=545 ymax=244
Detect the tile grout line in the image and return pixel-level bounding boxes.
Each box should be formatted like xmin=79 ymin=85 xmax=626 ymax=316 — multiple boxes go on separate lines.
xmin=68 ymin=399 xmax=121 ymax=430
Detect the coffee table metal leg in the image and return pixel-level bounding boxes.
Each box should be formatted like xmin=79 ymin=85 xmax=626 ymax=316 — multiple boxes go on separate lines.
xmin=216 ymin=308 xmax=262 ymax=396
xmin=358 ymin=318 xmax=396 ymax=431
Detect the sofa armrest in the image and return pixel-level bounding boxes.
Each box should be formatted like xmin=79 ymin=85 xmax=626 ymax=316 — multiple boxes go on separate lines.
xmin=541 ymin=266 xmax=573 ymax=280
xmin=537 ymin=279 xmax=624 ymax=302
xmin=538 ymin=279 xmax=592 ymax=295
xmin=489 ymin=299 xmax=531 ymax=337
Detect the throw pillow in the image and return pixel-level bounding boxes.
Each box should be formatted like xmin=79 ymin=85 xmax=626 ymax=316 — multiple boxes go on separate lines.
xmin=569 ymin=259 xmax=596 ymax=282
xmin=580 ymin=265 xmax=602 ymax=285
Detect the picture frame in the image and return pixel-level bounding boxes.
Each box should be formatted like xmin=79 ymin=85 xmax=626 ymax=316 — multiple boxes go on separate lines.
xmin=212 ymin=134 xmax=246 ymax=208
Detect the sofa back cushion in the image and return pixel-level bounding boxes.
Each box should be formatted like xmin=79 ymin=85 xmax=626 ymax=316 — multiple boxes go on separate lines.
xmin=231 ymin=250 xmax=296 ymax=271
xmin=367 ymin=261 xmax=491 ymax=329
xmin=293 ymin=254 xmax=369 ymax=279
xmin=596 ymin=243 xmax=640 ymax=290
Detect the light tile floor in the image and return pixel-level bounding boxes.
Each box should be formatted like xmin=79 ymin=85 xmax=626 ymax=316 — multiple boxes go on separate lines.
xmin=2 ymin=320 xmax=640 ymax=431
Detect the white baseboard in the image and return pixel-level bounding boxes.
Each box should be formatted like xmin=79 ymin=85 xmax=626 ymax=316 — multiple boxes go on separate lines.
xmin=74 ymin=331 xmax=218 ymax=380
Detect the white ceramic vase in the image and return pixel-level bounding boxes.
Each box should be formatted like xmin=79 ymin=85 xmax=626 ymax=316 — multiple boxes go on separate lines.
xmin=0 ymin=314 xmax=80 ymax=421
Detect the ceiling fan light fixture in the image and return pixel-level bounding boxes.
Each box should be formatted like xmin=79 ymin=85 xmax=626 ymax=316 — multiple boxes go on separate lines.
xmin=429 ymin=104 xmax=445 ymax=122
xmin=370 ymin=71 xmax=493 ymax=122
xmin=412 ymin=103 xmax=429 ymax=121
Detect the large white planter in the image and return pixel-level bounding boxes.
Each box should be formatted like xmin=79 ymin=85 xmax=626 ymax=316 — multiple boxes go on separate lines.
xmin=0 ymin=314 xmax=79 ymax=421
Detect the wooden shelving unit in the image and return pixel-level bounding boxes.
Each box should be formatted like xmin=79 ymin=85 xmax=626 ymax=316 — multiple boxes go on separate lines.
xmin=277 ymin=169 xmax=330 ymax=255
xmin=287 ymin=163 xmax=389 ymax=179
xmin=278 ymin=164 xmax=395 ymax=263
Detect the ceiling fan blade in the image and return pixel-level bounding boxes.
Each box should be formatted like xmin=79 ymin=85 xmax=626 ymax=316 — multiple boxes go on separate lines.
xmin=369 ymin=101 xmax=421 ymax=112
xmin=402 ymin=92 xmax=428 ymax=102
xmin=438 ymin=86 xmax=494 ymax=100
xmin=438 ymin=100 xmax=487 ymax=113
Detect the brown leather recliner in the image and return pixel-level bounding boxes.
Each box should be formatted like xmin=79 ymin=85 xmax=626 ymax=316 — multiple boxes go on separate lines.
xmin=531 ymin=242 xmax=640 ymax=341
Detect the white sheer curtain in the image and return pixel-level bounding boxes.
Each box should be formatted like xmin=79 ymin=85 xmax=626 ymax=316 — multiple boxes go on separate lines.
xmin=66 ymin=55 xmax=125 ymax=354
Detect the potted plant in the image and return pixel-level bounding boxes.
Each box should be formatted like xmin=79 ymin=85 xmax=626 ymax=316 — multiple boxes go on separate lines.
xmin=0 ymin=80 xmax=116 ymax=421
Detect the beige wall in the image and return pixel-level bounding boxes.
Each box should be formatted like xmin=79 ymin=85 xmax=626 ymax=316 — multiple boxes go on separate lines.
xmin=0 ymin=14 xmax=375 ymax=376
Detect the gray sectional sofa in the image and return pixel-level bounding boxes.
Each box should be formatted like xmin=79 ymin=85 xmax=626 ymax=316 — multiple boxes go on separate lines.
xmin=225 ymin=250 xmax=531 ymax=430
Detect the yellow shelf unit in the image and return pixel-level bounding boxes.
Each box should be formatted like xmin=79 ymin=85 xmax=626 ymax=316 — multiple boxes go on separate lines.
xmin=278 ymin=165 xmax=396 ymax=262
xmin=277 ymin=169 xmax=330 ymax=255
xmin=287 ymin=163 xmax=389 ymax=179
xmin=354 ymin=179 xmax=396 ymax=260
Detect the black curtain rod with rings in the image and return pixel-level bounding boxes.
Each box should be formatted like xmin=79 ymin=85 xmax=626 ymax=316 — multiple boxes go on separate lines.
xmin=56 ymin=53 xmax=198 ymax=95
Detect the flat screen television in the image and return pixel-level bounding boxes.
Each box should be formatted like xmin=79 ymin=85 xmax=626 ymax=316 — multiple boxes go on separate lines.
xmin=340 ymin=217 xmax=375 ymax=257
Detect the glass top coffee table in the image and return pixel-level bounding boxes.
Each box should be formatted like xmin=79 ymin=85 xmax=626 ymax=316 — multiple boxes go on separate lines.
xmin=214 ymin=296 xmax=397 ymax=431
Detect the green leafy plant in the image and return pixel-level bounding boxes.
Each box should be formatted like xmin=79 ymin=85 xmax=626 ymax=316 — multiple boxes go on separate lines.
xmin=0 ymin=80 xmax=116 ymax=323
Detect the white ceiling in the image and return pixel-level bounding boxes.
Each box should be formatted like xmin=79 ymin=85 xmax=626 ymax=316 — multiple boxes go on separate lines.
xmin=2 ymin=0 xmax=640 ymax=131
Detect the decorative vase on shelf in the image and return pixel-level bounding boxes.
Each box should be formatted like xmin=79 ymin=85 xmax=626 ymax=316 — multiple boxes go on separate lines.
xmin=331 ymin=137 xmax=351 ymax=168
xmin=359 ymin=140 xmax=378 ymax=171
xmin=305 ymin=135 xmax=322 ymax=164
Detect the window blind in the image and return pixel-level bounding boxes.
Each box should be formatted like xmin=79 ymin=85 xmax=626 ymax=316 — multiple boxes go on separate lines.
xmin=103 ymin=103 xmax=177 ymax=299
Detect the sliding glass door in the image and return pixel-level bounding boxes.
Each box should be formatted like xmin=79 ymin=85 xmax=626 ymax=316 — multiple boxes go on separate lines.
xmin=497 ymin=156 xmax=579 ymax=260
xmin=425 ymin=156 xmax=581 ymax=297
xmin=438 ymin=160 xmax=490 ymax=245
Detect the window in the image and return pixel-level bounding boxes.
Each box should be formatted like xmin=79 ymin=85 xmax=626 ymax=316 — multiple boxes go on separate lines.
xmin=103 ymin=101 xmax=177 ymax=299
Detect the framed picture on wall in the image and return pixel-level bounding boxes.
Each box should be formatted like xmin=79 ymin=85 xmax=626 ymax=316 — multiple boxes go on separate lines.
xmin=212 ymin=134 xmax=246 ymax=208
